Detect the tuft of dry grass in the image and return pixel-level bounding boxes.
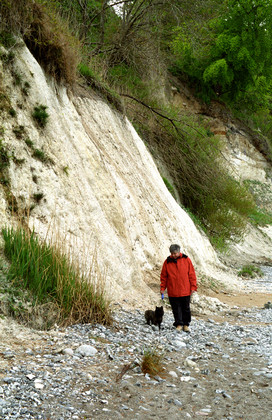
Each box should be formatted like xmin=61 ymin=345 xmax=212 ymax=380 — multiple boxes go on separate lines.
xmin=141 ymin=347 xmax=164 ymax=377
xmin=0 ymin=0 xmax=80 ymax=85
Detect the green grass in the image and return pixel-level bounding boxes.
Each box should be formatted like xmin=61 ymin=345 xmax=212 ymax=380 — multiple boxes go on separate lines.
xmin=8 ymin=108 xmax=16 ymax=117
xmin=238 ymin=264 xmax=264 ymax=278
xmin=25 ymin=138 xmax=34 ymax=148
xmin=13 ymin=125 xmax=25 ymax=139
xmin=0 ymin=139 xmax=10 ymax=170
xmin=32 ymin=148 xmax=53 ymax=164
xmin=32 ymin=105 xmax=49 ymax=128
xmin=2 ymin=226 xmax=112 ymax=327
xmin=162 ymin=177 xmax=176 ymax=199
xmin=0 ymin=31 xmax=16 ymax=48
xmin=249 ymin=209 xmax=272 ymax=226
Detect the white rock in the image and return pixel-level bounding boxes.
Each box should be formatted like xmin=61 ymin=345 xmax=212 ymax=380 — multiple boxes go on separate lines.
xmin=169 ymin=370 xmax=178 ymax=378
xmin=34 ymin=379 xmax=44 ymax=389
xmin=62 ymin=348 xmax=74 ymax=356
xmin=76 ymin=345 xmax=97 ymax=357
xmin=184 ymin=358 xmax=198 ymax=369
xmin=173 ymin=339 xmax=186 ymax=349
xmin=180 ymin=376 xmax=192 ymax=382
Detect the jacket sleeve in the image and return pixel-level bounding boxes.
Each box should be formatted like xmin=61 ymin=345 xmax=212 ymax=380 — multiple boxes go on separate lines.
xmin=160 ymin=260 xmax=168 ymax=292
xmin=188 ymin=258 xmax=197 ymax=292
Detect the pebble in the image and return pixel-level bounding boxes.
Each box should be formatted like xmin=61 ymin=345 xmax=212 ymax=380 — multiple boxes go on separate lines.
xmin=0 ymin=303 xmax=271 ymax=419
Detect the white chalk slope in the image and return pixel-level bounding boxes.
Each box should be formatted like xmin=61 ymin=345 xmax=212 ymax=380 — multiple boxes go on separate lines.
xmin=0 ymin=44 xmax=258 ymax=304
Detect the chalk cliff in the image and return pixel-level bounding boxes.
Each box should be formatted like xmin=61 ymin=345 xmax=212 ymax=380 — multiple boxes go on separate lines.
xmin=0 ymin=44 xmax=271 ymax=305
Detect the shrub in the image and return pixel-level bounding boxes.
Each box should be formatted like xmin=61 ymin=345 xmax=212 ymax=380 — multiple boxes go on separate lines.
xmin=0 ymin=0 xmax=80 ymax=84
xmin=32 ymin=105 xmax=49 ymax=127
xmin=13 ymin=125 xmax=25 ymax=138
xmin=249 ymin=209 xmax=272 ymax=226
xmin=78 ymin=63 xmax=124 ymax=112
xmin=141 ymin=347 xmax=164 ymax=377
xmin=0 ymin=139 xmax=10 ymax=170
xmin=33 ymin=192 xmax=44 ymax=203
xmin=130 ymin=102 xmax=255 ymax=247
xmin=2 ymin=226 xmax=112 ymax=327
xmin=238 ymin=265 xmax=264 ymax=278
xmin=8 ymin=108 xmax=16 ymax=117
xmin=32 ymin=148 xmax=53 ymax=164
xmin=0 ymin=31 xmax=16 ymax=48
xmin=25 ymin=138 xmax=34 ymax=148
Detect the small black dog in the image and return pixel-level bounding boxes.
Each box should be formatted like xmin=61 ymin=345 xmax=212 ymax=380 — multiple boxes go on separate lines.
xmin=145 ymin=306 xmax=164 ymax=331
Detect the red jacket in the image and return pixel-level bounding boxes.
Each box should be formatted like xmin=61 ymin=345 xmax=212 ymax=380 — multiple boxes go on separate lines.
xmin=160 ymin=253 xmax=197 ymax=297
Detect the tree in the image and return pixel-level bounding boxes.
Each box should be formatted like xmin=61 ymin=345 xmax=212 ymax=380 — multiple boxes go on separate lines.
xmin=171 ymin=0 xmax=272 ymax=102
xmin=205 ymin=0 xmax=272 ymax=98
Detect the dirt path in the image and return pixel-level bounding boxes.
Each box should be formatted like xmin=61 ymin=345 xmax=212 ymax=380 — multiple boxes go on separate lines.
xmin=206 ymin=290 xmax=272 ymax=309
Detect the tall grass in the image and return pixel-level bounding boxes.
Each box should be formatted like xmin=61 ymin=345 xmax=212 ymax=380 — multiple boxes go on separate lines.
xmin=2 ymin=225 xmax=112 ymax=326
xmin=141 ymin=347 xmax=164 ymax=377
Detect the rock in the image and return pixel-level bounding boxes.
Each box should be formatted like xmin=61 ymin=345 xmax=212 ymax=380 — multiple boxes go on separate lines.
xmin=184 ymin=358 xmax=198 ymax=369
xmin=173 ymin=338 xmax=186 ymax=349
xmin=75 ymin=345 xmax=97 ymax=357
xmin=62 ymin=348 xmax=74 ymax=356
xmin=173 ymin=399 xmax=182 ymax=406
xmin=169 ymin=370 xmax=178 ymax=378
xmin=0 ymin=306 xmax=271 ymax=419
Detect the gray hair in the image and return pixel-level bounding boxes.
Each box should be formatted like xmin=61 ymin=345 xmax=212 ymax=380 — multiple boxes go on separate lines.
xmin=169 ymin=244 xmax=180 ymax=253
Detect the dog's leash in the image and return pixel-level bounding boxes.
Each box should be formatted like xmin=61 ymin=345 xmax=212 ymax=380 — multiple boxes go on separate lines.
xmin=160 ymin=293 xmax=171 ymax=308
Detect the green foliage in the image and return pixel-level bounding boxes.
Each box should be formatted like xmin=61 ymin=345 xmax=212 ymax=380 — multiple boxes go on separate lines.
xmin=131 ymin=103 xmax=256 ymax=247
xmin=32 ymin=148 xmax=52 ymax=163
xmin=2 ymin=226 xmax=112 ymax=326
xmin=249 ymin=208 xmax=272 ymax=226
xmin=25 ymin=138 xmax=34 ymax=148
xmin=62 ymin=165 xmax=69 ymax=175
xmin=13 ymin=125 xmax=25 ymax=138
xmin=238 ymin=264 xmax=264 ymax=278
xmin=108 ymin=64 xmax=149 ymax=99
xmin=0 ymin=31 xmax=16 ymax=48
xmin=8 ymin=108 xmax=16 ymax=117
xmin=0 ymin=139 xmax=10 ymax=170
xmin=170 ymin=0 xmax=272 ymax=102
xmin=33 ymin=192 xmax=44 ymax=203
xmin=22 ymin=81 xmax=30 ymax=96
xmin=162 ymin=177 xmax=176 ymax=199
xmin=32 ymin=104 xmax=49 ymax=127
xmin=78 ymin=63 xmax=97 ymax=79
xmin=78 ymin=62 xmax=124 ymax=112
xmin=12 ymin=70 xmax=23 ymax=86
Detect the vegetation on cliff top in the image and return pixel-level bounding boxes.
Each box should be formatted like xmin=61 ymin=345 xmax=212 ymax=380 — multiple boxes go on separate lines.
xmin=0 ymin=0 xmax=272 ymax=248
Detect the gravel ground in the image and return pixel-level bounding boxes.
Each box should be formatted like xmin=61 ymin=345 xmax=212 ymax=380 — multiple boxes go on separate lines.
xmin=0 ymin=299 xmax=271 ymax=420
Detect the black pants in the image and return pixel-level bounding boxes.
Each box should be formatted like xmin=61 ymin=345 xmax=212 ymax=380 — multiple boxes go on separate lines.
xmin=169 ymin=296 xmax=191 ymax=327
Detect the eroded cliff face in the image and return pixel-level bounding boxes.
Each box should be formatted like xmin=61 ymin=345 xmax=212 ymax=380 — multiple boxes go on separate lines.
xmin=0 ymin=44 xmax=271 ymax=305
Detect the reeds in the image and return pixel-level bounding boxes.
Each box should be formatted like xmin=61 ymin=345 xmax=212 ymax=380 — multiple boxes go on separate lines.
xmin=2 ymin=225 xmax=112 ymax=327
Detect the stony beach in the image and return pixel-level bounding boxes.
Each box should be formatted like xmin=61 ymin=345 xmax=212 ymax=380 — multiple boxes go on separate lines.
xmin=0 ymin=288 xmax=271 ymax=420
